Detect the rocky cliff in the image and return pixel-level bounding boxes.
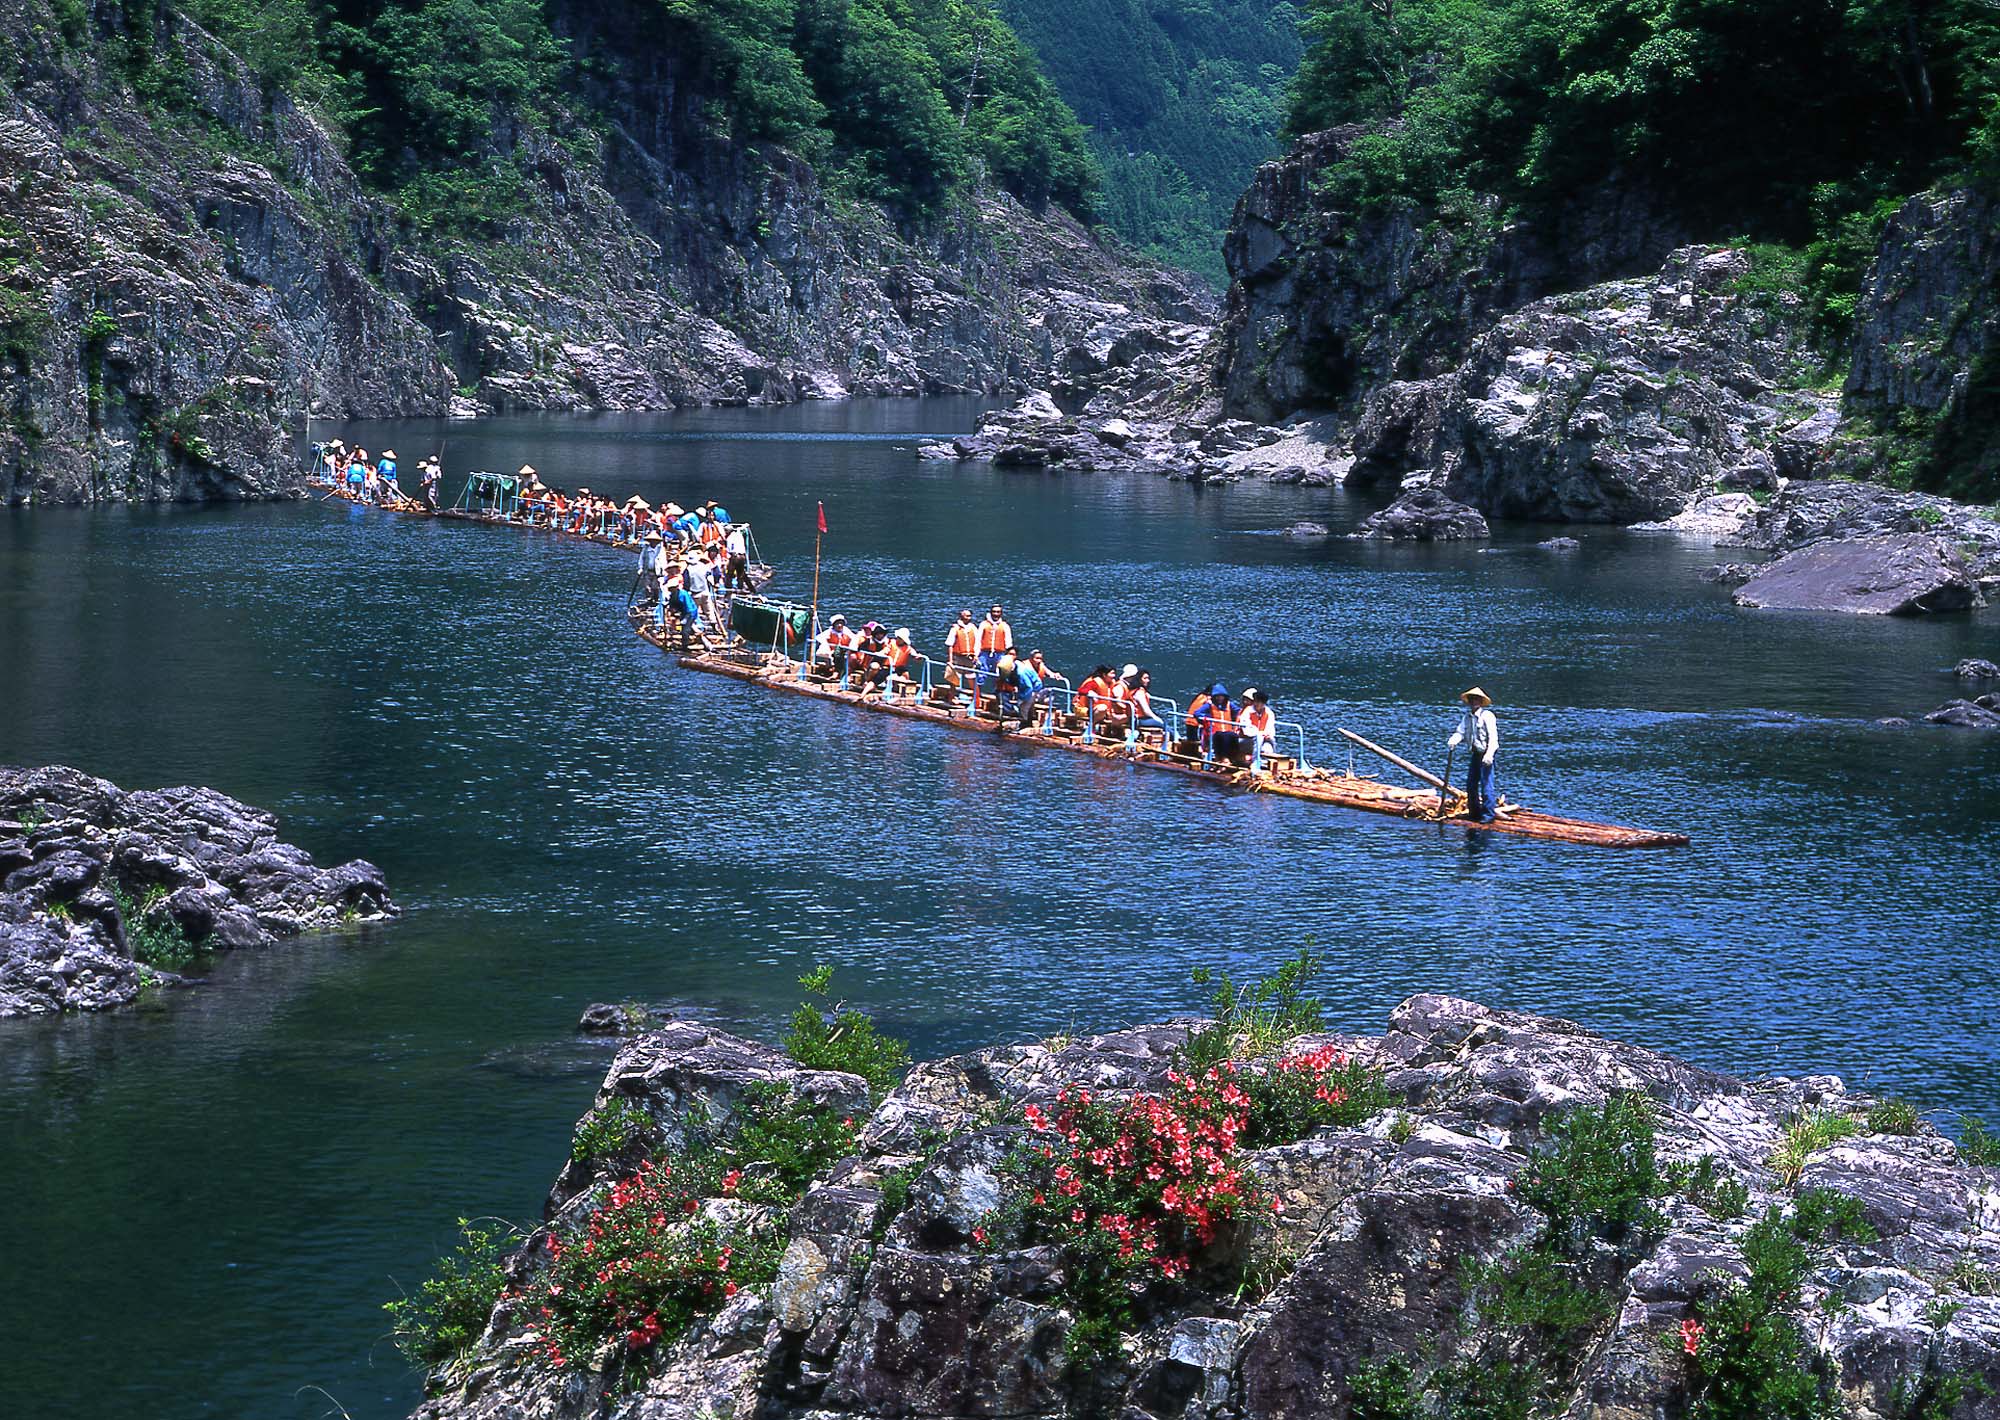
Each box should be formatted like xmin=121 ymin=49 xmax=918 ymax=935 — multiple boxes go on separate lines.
xmin=404 ymin=996 xmax=2000 ymax=1420
xmin=0 ymin=764 xmax=394 ymax=1014
xmin=0 ymin=0 xmax=1207 ymax=505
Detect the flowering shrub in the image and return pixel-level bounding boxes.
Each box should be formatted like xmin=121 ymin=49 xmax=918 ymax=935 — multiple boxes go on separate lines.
xmin=1683 ymin=1209 xmax=1837 ymax=1420
xmin=1000 ymin=1066 xmax=1274 ymax=1353
xmin=1240 ymin=1041 xmax=1395 ymax=1147
xmin=524 ymin=1159 xmax=781 ymax=1376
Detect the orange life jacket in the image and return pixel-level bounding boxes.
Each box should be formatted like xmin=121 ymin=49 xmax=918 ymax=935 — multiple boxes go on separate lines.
xmin=1076 ymin=676 xmax=1113 ymax=712
xmin=979 ymin=618 xmax=1011 ymax=653
xmin=825 ymin=627 xmax=853 ymax=649
xmin=1204 ymin=701 xmax=1237 ymax=732
xmin=1242 ymin=705 xmax=1275 ymax=737
xmin=700 ymin=519 xmax=724 ymax=546
xmin=887 ymin=642 xmax=912 ymax=670
xmin=948 ymin=622 xmax=979 ymax=656
xmin=1185 ymin=694 xmax=1211 ymax=729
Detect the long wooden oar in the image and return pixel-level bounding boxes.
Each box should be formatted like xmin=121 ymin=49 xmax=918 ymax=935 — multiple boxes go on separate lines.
xmin=1338 ymin=727 xmax=1447 ymax=790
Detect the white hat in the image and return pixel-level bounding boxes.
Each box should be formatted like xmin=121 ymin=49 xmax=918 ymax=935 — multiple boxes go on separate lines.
xmin=830 ymin=613 xmax=847 ymax=624
xmin=519 ymin=463 xmax=537 ymax=476
xmin=381 ymin=449 xmax=396 ymax=459
xmin=662 ymin=502 xmax=685 ymax=517
xmin=1120 ymin=663 xmax=1139 ymax=679
xmin=893 ymin=627 xmax=911 ymax=642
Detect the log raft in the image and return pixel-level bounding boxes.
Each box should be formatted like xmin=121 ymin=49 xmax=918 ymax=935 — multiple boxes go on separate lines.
xmin=632 ymin=619 xmax=1690 ymax=850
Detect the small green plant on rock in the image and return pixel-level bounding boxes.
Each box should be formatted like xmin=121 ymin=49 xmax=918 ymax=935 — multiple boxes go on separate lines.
xmin=1180 ymin=947 xmax=1327 ymax=1073
xmin=1957 ymin=1116 xmax=2000 ymax=1166
xmin=1771 ymin=1109 xmax=1861 ymax=1185
xmin=384 ymin=1217 xmax=517 ymax=1371
xmin=782 ymin=965 xmax=909 ymax=1100
xmin=1789 ymin=1187 xmax=1878 ymax=1245
xmin=1673 ymin=1156 xmax=1750 ymax=1221
xmin=1943 ymin=1252 xmax=2000 ymax=1297
xmin=1348 ymin=1355 xmax=1422 ymax=1419
xmin=1867 ymin=1098 xmax=1922 ymax=1135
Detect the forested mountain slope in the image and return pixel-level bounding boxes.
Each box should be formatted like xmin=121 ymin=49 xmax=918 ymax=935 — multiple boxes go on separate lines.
xmin=1216 ymin=0 xmax=2000 ymax=501
xmin=997 ymin=0 xmax=1301 ymax=284
xmin=0 ymin=0 xmax=1203 ymax=504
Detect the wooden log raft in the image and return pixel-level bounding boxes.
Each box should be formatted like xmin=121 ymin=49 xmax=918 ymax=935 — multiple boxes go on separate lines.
xmin=631 ymin=619 xmax=1690 ymax=849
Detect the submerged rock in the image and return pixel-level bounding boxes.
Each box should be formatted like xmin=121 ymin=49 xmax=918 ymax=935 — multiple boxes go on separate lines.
xmin=1958 ymin=658 xmax=2000 ymax=680
xmin=1353 ymin=488 xmax=1490 ymax=542
xmin=1732 ymin=534 xmax=1983 ymax=615
xmin=1925 ymin=698 xmax=2000 ymax=729
xmin=0 ymin=765 xmax=394 ymax=1015
xmin=409 ymin=997 xmax=2000 ymax=1420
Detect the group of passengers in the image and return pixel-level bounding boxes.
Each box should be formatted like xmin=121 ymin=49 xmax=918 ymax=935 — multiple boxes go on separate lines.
xmin=316 ymin=441 xmax=442 ymax=510
xmin=498 ymin=465 xmax=749 ymax=560
xmin=804 ymin=603 xmax=1288 ymax=773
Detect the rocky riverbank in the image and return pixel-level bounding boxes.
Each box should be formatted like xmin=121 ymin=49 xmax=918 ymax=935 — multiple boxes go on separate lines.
xmin=0 ymin=765 xmax=394 ymax=1015
xmin=401 ymin=993 xmax=2000 ymax=1420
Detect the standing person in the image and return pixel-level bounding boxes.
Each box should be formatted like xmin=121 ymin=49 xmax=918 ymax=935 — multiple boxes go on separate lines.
xmin=344 ymin=447 xmax=367 ymax=499
xmin=1239 ymin=688 xmax=1279 ymax=775
xmin=637 ymin=531 xmax=666 ymax=607
xmin=1446 ymin=687 xmax=1501 ymax=823
xmin=944 ymin=610 xmax=980 ymax=699
xmin=725 ymin=522 xmax=756 ymax=591
xmin=682 ymin=550 xmax=722 ymax=641
xmin=378 ymin=450 xmax=400 ymax=502
xmin=977 ymin=605 xmax=1013 ymax=683
xmin=420 ymin=458 xmax=442 ymax=510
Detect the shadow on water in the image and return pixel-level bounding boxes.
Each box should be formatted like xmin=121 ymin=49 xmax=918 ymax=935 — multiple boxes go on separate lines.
xmin=1 ymin=397 xmax=1997 ymax=1418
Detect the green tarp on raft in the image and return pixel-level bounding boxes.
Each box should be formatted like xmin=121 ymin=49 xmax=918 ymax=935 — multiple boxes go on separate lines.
xmin=729 ymin=597 xmax=810 ymax=649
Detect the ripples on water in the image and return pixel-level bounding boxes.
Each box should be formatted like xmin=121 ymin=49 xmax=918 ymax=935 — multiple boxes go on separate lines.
xmin=1 ymin=400 xmax=1996 ymax=1419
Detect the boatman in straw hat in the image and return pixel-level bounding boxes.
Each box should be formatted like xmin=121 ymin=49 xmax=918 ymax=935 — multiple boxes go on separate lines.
xmin=1447 ymin=687 xmax=1501 ymax=823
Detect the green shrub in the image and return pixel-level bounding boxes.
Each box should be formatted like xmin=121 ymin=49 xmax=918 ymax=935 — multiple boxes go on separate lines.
xmin=1180 ymin=947 xmax=1327 ymax=1073
xmin=1868 ymin=1098 xmax=1923 ymax=1135
xmin=571 ymin=1097 xmax=655 ymax=1164
xmin=1674 ymin=1156 xmax=1751 ymax=1221
xmin=1462 ymin=1246 xmax=1609 ymax=1334
xmin=1686 ymin=1209 xmax=1837 ymax=1420
xmin=1959 ymin=1116 xmax=2000 ymax=1166
xmin=1790 ymin=1187 xmax=1879 ymax=1244
xmin=781 ymin=965 xmax=909 ymax=1100
xmin=1771 ymin=1109 xmax=1861 ymax=1185
xmin=721 ymin=1084 xmax=860 ymax=1203
xmin=1516 ymin=1093 xmax=1667 ymax=1255
xmin=110 ymin=882 xmax=204 ymax=971
xmin=1348 ymin=1355 xmax=1422 ymax=1419
xmin=384 ymin=1218 xmax=516 ymax=1369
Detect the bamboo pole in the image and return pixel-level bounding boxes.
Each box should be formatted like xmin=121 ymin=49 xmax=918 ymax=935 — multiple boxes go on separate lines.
xmin=1337 ymin=727 xmax=1447 ymax=790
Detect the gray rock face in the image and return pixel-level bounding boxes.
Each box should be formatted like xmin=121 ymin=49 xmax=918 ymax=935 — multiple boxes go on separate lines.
xmin=411 ymin=997 xmax=2000 ymax=1420
xmin=1349 ymin=247 xmax=1836 ymax=525
xmin=1741 ymin=481 xmax=2000 ymax=589
xmin=1958 ymin=659 xmax=2000 ymax=680
xmin=1353 ymin=488 xmax=1490 ymax=541
xmin=0 ymin=765 xmax=394 ymax=1015
xmin=1732 ymin=534 xmax=1983 ymax=615
xmin=0 ymin=0 xmax=1208 ymax=506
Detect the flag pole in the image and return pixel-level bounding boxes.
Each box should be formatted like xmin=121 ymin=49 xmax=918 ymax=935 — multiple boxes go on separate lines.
xmin=804 ymin=502 xmax=825 ymax=680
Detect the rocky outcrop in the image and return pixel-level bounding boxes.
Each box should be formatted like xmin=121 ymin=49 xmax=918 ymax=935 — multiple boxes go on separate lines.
xmin=1352 ymin=488 xmax=1489 ymax=542
xmin=409 ymin=997 xmax=2000 ymax=1420
xmin=1926 ymin=697 xmax=2000 ymax=729
xmin=0 ymin=765 xmax=394 ymax=1015
xmin=1739 ymin=480 xmax=2000 ymax=592
xmin=0 ymin=0 xmax=1207 ymax=506
xmin=1349 ymin=247 xmax=1833 ymax=524
xmin=1215 ymin=130 xmax=1685 ymax=426
xmin=1732 ymin=534 xmax=1984 ymax=615
xmin=1959 ymin=659 xmax=2000 ymax=680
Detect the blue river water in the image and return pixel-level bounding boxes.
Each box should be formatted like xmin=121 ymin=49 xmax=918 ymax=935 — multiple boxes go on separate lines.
xmin=1 ymin=397 xmax=1996 ymax=1419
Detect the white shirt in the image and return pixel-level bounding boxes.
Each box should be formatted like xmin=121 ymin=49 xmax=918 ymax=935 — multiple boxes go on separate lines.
xmin=726 ymin=527 xmax=747 ymax=557
xmin=1449 ymin=707 xmax=1499 ymax=762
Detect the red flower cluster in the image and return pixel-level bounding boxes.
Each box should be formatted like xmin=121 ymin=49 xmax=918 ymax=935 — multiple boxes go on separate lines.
xmin=1680 ymin=1316 xmax=1704 ymax=1357
xmin=521 ymin=1158 xmax=758 ymax=1372
xmin=1010 ymin=1067 xmax=1269 ymax=1286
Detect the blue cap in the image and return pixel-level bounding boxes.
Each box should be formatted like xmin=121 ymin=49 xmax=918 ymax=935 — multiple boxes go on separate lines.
xmin=1210 ymin=682 xmax=1229 ymax=697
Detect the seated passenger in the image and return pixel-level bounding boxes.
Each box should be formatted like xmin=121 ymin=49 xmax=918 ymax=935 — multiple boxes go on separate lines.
xmin=1239 ymin=688 xmax=1279 ymax=774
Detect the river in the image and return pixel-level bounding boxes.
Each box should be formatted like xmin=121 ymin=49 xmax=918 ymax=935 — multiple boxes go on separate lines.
xmin=2 ymin=398 xmax=1996 ymax=1419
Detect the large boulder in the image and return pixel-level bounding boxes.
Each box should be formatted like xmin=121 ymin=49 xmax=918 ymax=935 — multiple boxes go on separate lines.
xmin=1732 ymin=535 xmax=1983 ymax=615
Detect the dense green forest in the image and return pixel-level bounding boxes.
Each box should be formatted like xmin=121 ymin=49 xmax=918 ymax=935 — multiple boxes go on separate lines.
xmin=1288 ymin=0 xmax=1999 ymax=313
xmin=142 ymin=0 xmax=1096 ymax=223
xmin=998 ymin=0 xmax=1303 ymax=284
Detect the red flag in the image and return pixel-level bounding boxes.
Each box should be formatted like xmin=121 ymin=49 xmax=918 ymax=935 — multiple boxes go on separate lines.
xmin=816 ymin=501 xmax=827 ymax=534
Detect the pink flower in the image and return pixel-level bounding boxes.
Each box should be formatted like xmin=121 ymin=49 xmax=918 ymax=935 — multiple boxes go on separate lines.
xmin=1681 ymin=1317 xmax=1703 ymax=1357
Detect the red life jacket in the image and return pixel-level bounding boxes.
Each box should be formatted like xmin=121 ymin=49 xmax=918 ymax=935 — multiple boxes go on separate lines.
xmin=979 ymin=618 xmax=1011 ymax=653
xmin=948 ymin=622 xmax=978 ymax=656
